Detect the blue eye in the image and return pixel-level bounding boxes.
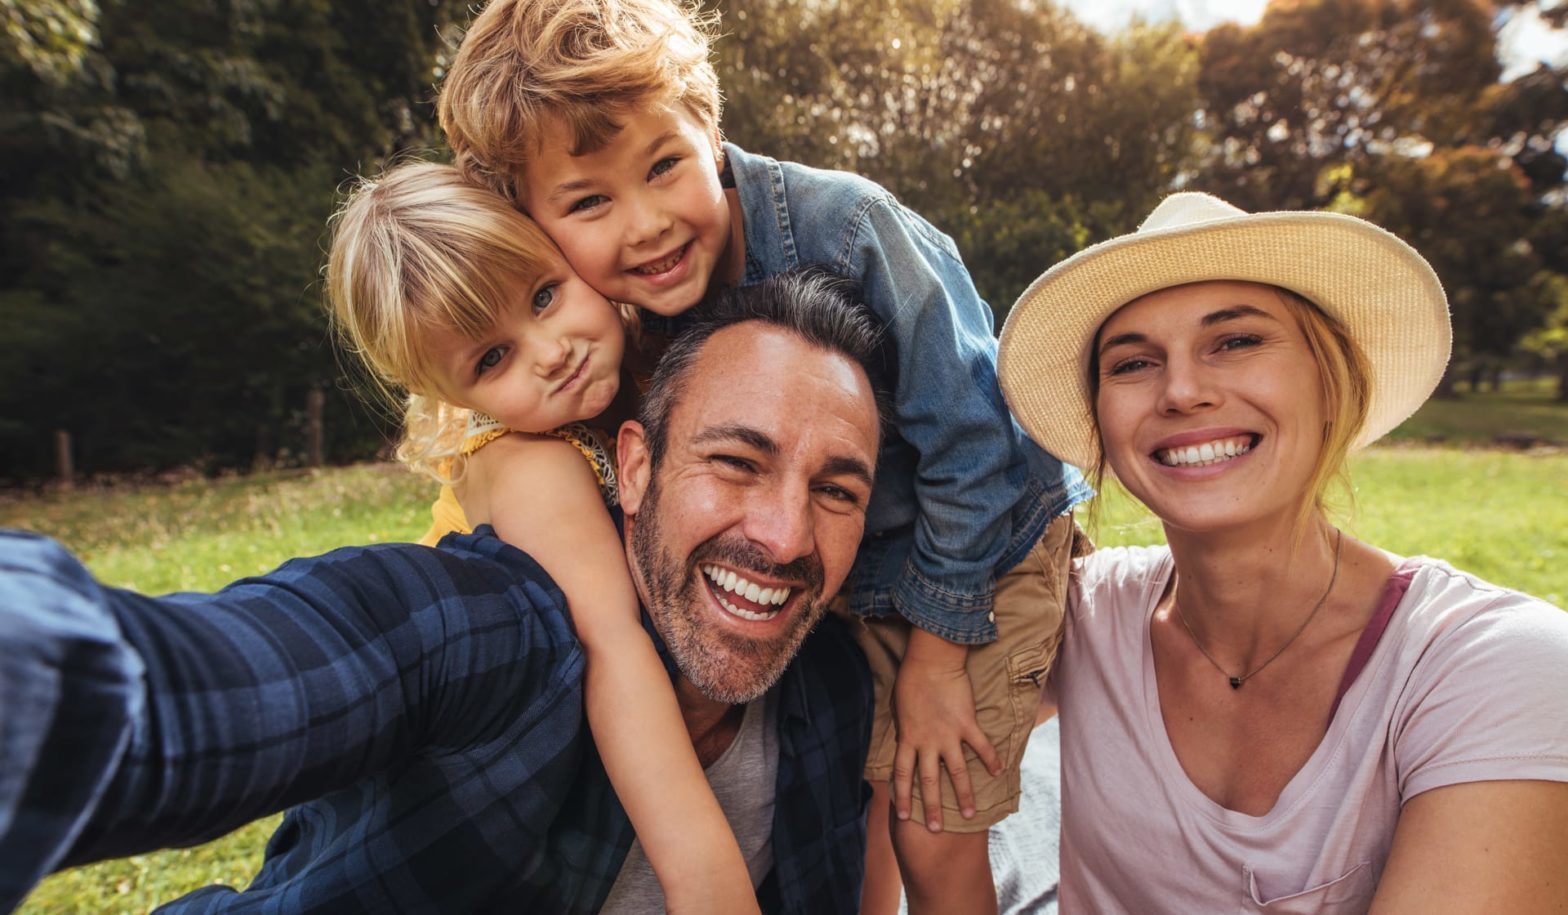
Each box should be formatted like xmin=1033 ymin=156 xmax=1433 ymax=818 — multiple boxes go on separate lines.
xmin=476 ymin=346 xmax=507 ymax=376
xmin=569 ymin=194 xmax=607 ymax=213
xmin=649 ymin=157 xmax=679 ymax=179
xmin=533 ymin=284 xmax=557 ymax=313
xmin=1219 ymin=334 xmax=1262 ymax=351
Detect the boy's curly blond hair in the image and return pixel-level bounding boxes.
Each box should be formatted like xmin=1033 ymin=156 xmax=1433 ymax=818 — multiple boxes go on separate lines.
xmin=437 ymin=0 xmax=723 ymax=201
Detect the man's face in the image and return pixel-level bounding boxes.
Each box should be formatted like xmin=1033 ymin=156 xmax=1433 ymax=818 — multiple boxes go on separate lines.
xmin=619 ymin=323 xmax=879 ymax=704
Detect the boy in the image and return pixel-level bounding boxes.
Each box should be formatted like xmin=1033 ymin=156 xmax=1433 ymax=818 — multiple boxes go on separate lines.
xmin=437 ymin=1 xmax=1092 ymax=911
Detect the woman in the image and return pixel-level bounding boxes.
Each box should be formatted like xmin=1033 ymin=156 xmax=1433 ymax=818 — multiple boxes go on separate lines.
xmin=997 ymin=192 xmax=1568 ymax=912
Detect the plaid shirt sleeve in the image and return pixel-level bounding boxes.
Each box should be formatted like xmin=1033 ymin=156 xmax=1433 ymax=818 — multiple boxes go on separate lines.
xmin=0 ymin=528 xmax=588 ymax=913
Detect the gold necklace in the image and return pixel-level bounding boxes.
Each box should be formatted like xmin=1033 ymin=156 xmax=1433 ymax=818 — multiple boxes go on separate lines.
xmin=1172 ymin=528 xmax=1344 ymax=690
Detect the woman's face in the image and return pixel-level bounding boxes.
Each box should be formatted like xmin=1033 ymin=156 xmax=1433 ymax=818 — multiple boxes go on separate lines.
xmin=1092 ymin=280 xmax=1327 ymax=537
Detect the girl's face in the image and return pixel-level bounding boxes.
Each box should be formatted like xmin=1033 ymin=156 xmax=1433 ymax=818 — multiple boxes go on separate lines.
xmin=1092 ymin=280 xmax=1327 ymax=537
xmin=426 ymin=259 xmax=626 ymax=433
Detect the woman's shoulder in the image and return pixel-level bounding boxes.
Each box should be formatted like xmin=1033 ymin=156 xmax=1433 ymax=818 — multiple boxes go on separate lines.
xmin=1070 ymin=544 xmax=1173 ymax=617
xmin=1398 ymin=557 xmax=1568 ymax=648
xmin=1074 ymin=544 xmax=1173 ymax=588
xmin=1384 ymin=558 xmax=1568 ymax=796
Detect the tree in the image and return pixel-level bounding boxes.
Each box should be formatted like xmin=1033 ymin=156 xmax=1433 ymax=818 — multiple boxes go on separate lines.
xmin=1195 ymin=0 xmax=1509 ymax=210
xmin=0 ymin=0 xmax=473 ymax=479
xmin=1331 ymin=146 xmax=1561 ymax=390
xmin=715 ymin=0 xmax=1202 ymax=311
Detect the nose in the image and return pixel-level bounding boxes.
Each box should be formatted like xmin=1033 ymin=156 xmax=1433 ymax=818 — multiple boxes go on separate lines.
xmin=1156 ymin=355 xmax=1218 ymax=416
xmin=625 ymin=192 xmax=673 ymax=248
xmin=740 ymin=478 xmax=816 ymax=566
xmin=530 ymin=333 xmax=572 ymax=378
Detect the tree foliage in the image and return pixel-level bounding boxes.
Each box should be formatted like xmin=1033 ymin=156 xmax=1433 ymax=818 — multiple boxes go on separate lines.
xmin=2 ymin=0 xmax=1566 ymax=478
xmin=1 ymin=0 xmax=469 ymax=479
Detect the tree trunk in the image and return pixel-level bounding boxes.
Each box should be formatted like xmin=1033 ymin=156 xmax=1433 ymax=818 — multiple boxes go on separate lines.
xmin=1558 ymin=354 xmax=1568 ymax=402
xmin=54 ymin=430 xmax=74 ymax=489
xmin=1434 ymin=363 xmax=1460 ymax=399
xmin=306 ymin=387 xmax=325 ymax=468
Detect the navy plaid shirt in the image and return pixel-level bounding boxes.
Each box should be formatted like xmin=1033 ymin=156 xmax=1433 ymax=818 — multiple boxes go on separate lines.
xmin=0 ymin=528 xmax=872 ymax=913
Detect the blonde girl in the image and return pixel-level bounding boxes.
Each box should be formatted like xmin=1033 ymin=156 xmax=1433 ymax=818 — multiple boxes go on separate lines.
xmin=327 ymin=160 xmax=758 ymax=914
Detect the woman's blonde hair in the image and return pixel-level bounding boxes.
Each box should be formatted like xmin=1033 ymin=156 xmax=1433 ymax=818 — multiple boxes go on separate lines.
xmin=1085 ymin=283 xmax=1373 ymax=535
xmin=438 ymin=0 xmax=723 ymax=200
xmin=326 ymin=159 xmax=621 ymax=480
xmin=1274 ymin=286 xmax=1373 ymax=531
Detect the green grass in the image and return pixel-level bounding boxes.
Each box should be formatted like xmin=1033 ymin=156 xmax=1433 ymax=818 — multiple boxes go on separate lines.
xmin=1383 ymin=376 xmax=1567 ymax=446
xmin=6 ymin=442 xmax=1567 ymax=911
xmin=1090 ymin=448 xmax=1568 ymax=607
xmin=5 ymin=465 xmax=433 ymax=915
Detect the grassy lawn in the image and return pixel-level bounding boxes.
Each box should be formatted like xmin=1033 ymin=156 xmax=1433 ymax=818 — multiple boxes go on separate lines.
xmin=1383 ymin=376 xmax=1566 ymax=446
xmin=4 ymin=383 xmax=1564 ymax=912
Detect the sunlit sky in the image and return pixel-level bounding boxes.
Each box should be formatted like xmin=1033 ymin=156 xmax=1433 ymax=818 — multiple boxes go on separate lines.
xmin=1055 ymin=0 xmax=1568 ymax=82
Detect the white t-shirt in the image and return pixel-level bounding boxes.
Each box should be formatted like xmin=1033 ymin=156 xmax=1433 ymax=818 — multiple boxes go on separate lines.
xmin=1057 ymin=546 xmax=1568 ymax=914
xmin=600 ymin=692 xmax=778 ymax=914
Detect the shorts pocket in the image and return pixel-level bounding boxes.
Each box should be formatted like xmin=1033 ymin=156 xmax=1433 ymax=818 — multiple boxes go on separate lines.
xmin=1003 ymin=640 xmax=1052 ymax=769
xmin=1241 ymin=862 xmax=1374 ymax=913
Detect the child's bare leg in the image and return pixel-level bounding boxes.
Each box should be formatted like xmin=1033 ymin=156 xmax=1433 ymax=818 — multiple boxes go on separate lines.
xmin=861 ymin=781 xmax=905 ymax=915
xmin=892 ymin=821 xmax=996 ymax=915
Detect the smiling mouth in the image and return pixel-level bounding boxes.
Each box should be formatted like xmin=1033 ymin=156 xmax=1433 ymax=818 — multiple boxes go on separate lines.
xmin=631 ymin=242 xmax=690 ymax=276
xmin=702 ymin=564 xmax=791 ymax=621
xmin=1155 ymin=435 xmax=1257 ymax=467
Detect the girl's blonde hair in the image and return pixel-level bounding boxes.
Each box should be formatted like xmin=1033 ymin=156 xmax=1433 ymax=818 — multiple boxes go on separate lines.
xmin=326 ymin=160 xmax=592 ymax=480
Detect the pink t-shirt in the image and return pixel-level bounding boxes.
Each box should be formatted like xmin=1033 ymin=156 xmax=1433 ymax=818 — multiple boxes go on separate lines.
xmin=1057 ymin=546 xmax=1568 ymax=913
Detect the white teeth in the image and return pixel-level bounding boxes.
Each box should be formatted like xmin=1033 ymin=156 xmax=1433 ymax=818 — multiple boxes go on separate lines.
xmin=633 ymin=247 xmax=684 ymax=275
xmin=1157 ymin=436 xmax=1253 ymax=467
xmin=701 ymin=565 xmax=793 ymax=619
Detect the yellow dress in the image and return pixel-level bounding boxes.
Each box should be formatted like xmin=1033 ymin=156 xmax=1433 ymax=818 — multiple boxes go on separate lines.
xmin=417 ymin=412 xmax=618 ymax=547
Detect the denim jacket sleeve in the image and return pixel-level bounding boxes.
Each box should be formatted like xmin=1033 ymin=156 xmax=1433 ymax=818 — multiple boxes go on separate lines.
xmin=837 ymin=196 xmax=1043 ymax=644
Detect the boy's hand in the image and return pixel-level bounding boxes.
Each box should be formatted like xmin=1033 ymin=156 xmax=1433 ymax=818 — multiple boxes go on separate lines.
xmin=890 ymin=628 xmax=1003 ymax=833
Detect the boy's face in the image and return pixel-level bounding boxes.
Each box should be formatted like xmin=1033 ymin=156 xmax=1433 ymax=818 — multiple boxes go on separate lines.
xmin=520 ymin=103 xmax=742 ymax=317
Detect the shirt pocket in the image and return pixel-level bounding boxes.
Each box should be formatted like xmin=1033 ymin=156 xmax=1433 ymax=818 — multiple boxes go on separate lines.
xmin=1241 ymin=862 xmax=1374 ymax=914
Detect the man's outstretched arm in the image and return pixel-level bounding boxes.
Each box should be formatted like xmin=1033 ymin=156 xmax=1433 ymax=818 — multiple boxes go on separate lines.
xmin=0 ymin=529 xmax=580 ymax=910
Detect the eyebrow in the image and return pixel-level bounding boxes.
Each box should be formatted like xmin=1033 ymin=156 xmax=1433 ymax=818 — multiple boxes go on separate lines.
xmin=692 ymin=423 xmax=875 ymax=487
xmin=1097 ymin=304 xmax=1278 ymax=356
xmin=544 ymin=131 xmax=681 ymax=203
xmin=1201 ymin=304 xmax=1275 ymax=327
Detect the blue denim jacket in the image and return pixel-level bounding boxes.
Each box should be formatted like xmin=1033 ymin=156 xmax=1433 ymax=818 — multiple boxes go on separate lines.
xmin=725 ymin=144 xmax=1093 ymax=644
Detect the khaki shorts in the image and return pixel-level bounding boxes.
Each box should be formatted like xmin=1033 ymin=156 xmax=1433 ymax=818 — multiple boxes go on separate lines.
xmin=841 ymin=512 xmax=1075 ymax=833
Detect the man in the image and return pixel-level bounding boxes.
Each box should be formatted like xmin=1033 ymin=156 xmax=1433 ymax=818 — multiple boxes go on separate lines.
xmin=0 ymin=270 xmax=884 ymax=913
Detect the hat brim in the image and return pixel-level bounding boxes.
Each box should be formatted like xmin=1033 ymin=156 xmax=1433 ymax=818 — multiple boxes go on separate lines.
xmin=998 ymin=210 xmax=1452 ymax=472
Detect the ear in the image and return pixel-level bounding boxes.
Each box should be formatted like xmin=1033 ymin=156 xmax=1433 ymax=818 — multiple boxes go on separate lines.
xmin=617 ymin=419 xmax=653 ymax=517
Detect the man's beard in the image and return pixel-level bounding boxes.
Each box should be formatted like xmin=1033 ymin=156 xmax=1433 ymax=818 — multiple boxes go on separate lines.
xmin=630 ymin=479 xmax=828 ymax=704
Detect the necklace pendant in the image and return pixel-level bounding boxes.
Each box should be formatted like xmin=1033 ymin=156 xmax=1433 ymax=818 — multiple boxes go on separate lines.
xmin=1229 ymin=676 xmax=1242 ymax=690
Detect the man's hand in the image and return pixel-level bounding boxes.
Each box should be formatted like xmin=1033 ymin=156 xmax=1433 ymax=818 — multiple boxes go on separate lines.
xmin=890 ymin=627 xmax=1003 ymax=833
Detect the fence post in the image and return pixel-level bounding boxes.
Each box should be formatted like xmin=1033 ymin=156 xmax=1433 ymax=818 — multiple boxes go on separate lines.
xmin=306 ymin=387 xmax=325 ymax=468
xmin=54 ymin=429 xmax=75 ymax=489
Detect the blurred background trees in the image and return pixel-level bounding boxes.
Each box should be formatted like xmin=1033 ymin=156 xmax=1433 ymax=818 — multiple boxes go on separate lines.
xmin=2 ymin=0 xmax=1565 ymax=480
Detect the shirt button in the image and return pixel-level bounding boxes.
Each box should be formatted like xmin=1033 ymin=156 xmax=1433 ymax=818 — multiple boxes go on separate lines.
xmin=987 ymin=611 xmax=996 ymax=623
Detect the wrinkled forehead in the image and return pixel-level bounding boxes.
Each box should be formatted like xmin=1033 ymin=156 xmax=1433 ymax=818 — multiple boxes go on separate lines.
xmin=679 ymin=324 xmax=880 ymax=452
xmin=1099 ymin=279 xmax=1296 ymax=339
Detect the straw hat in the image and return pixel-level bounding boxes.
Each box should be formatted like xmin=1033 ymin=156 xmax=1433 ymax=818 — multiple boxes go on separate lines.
xmin=997 ymin=192 xmax=1451 ymax=471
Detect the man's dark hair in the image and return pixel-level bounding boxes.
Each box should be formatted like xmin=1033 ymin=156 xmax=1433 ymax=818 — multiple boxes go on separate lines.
xmin=639 ymin=266 xmax=892 ymax=468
